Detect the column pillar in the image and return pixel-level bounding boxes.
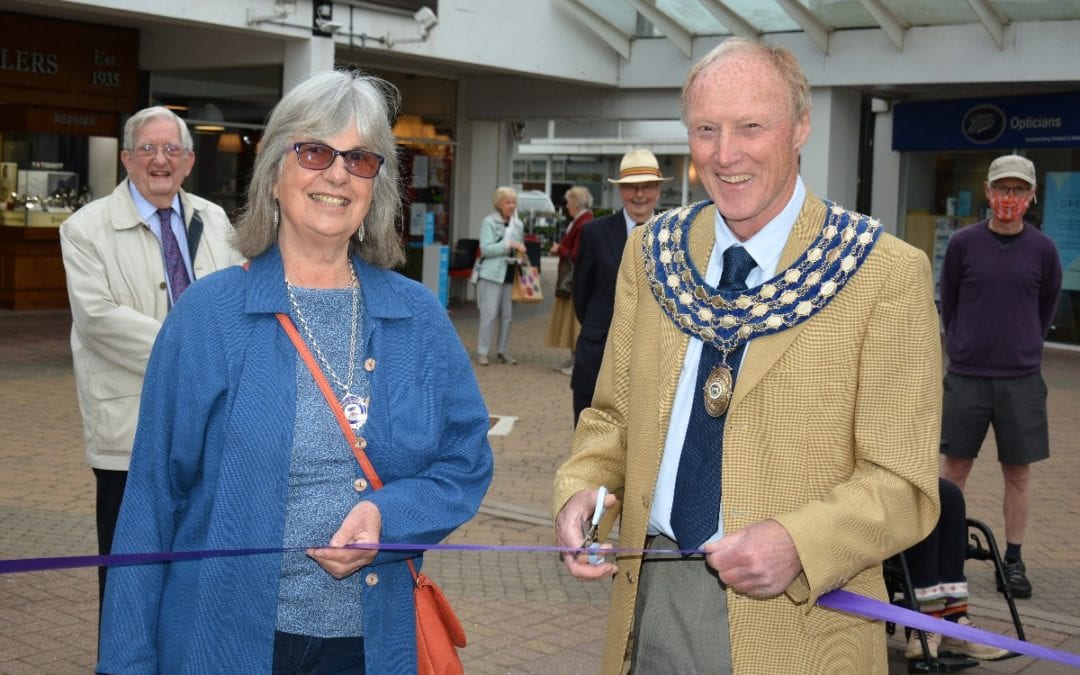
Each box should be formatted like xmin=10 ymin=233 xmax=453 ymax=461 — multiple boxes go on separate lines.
xmin=282 ymin=36 xmax=336 ymax=93
xmin=802 ymin=86 xmax=862 ymax=212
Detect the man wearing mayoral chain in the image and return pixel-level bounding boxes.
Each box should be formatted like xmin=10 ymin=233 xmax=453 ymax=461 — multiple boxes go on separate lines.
xmin=553 ymin=38 xmax=941 ymax=673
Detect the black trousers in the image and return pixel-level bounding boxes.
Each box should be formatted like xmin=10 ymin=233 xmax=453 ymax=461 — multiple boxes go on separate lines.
xmin=93 ymin=468 xmax=128 ymax=608
xmin=904 ymin=477 xmax=966 ymax=589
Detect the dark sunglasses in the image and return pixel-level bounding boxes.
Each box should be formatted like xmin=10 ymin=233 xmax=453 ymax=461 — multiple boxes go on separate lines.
xmin=290 ymin=142 xmax=384 ymax=179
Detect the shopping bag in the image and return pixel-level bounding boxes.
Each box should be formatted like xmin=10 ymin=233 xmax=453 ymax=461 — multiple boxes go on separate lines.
xmin=511 ymin=257 xmax=543 ymax=303
xmin=555 ymin=258 xmax=574 ymax=298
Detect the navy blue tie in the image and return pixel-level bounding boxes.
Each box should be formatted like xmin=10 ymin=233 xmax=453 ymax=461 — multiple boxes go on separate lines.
xmin=158 ymin=208 xmax=190 ymax=303
xmin=669 ymin=245 xmax=757 ymax=550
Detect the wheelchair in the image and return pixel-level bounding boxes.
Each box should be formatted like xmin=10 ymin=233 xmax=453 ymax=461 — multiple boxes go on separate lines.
xmin=883 ymin=518 xmax=1026 ymax=673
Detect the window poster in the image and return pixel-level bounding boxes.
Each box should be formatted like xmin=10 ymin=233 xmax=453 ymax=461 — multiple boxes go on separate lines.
xmin=1043 ymin=172 xmax=1080 ymax=292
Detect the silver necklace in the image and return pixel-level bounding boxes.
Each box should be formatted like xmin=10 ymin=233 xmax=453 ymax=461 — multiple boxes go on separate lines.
xmin=644 ymin=200 xmax=881 ymax=417
xmin=286 ymin=264 xmax=368 ymax=430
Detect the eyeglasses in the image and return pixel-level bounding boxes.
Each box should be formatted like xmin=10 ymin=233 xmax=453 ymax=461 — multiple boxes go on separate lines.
xmin=132 ymin=143 xmax=186 ymax=158
xmin=991 ymin=185 xmax=1032 ymax=197
xmin=291 ymin=142 xmax=384 ymax=179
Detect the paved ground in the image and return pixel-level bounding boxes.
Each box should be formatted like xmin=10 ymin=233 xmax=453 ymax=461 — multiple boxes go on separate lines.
xmin=1 ymin=257 xmax=1078 ymax=673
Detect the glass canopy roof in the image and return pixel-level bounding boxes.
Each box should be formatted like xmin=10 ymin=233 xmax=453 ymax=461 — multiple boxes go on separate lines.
xmin=572 ymin=0 xmax=1080 ymax=40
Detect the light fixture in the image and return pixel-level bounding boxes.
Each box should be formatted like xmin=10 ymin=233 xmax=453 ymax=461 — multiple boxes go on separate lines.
xmin=414 ymin=6 xmax=438 ymax=38
xmin=312 ymin=1 xmax=342 ymax=34
xmin=386 ymin=6 xmax=438 ymax=47
xmin=393 ymin=114 xmax=425 ymax=139
xmin=217 ymin=132 xmax=242 ymax=154
xmin=193 ymin=102 xmax=225 ymax=133
xmin=314 ymin=18 xmax=343 ymax=33
xmin=246 ymin=1 xmax=295 ymax=26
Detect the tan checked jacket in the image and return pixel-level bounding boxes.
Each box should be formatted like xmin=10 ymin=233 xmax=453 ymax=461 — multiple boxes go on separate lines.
xmin=553 ymin=194 xmax=942 ymax=674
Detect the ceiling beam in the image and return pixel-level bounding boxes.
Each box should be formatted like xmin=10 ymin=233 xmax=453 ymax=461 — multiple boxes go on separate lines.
xmin=774 ymin=0 xmax=832 ymax=54
xmin=559 ymin=0 xmax=632 ymax=60
xmin=625 ymin=0 xmax=694 ymax=58
xmin=697 ymin=0 xmax=760 ymax=40
xmin=965 ymin=0 xmax=1007 ymax=49
xmin=856 ymin=0 xmax=909 ymax=51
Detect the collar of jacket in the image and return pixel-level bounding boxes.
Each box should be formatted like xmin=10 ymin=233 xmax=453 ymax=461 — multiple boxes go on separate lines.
xmin=243 ymin=244 xmax=417 ymax=321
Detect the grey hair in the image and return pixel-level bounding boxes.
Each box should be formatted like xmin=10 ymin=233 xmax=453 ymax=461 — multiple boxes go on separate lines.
xmin=123 ymin=106 xmax=193 ymax=151
xmin=492 ymin=186 xmax=517 ymax=208
xmin=564 ymin=186 xmax=593 ymax=211
xmin=681 ymin=37 xmax=812 ymax=124
xmin=233 ymin=69 xmax=404 ymax=268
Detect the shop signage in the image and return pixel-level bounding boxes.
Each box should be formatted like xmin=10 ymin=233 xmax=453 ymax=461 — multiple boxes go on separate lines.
xmin=893 ymin=92 xmax=1080 ymax=151
xmin=0 ymin=12 xmax=137 ymax=113
xmin=0 ymin=104 xmax=118 ymax=136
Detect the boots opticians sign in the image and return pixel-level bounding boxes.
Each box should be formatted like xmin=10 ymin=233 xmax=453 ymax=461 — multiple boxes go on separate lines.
xmin=893 ymin=92 xmax=1080 ymax=151
xmin=0 ymin=12 xmax=136 ymax=113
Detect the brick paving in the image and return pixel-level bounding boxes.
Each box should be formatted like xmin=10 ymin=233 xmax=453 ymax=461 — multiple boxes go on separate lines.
xmin=1 ymin=260 xmax=1078 ymax=673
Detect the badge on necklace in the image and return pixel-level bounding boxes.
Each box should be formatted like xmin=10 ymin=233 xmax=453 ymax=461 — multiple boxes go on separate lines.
xmin=341 ymin=394 xmax=370 ymax=431
xmin=703 ymin=364 xmax=733 ymax=417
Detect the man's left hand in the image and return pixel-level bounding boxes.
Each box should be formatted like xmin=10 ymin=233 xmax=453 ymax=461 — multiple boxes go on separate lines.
xmin=703 ymin=519 xmax=802 ymax=597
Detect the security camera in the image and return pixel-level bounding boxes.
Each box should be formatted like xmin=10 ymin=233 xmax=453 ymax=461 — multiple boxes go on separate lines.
xmin=315 ymin=18 xmax=343 ymax=33
xmin=414 ymin=6 xmax=438 ymax=32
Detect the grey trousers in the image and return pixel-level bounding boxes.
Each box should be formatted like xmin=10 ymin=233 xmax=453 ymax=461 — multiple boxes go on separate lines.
xmin=476 ymin=278 xmax=513 ymax=357
xmin=630 ymin=534 xmax=732 ymax=674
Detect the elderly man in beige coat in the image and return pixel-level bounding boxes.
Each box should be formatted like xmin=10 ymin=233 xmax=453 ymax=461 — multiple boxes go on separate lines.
xmin=60 ymin=106 xmax=241 ymax=619
xmin=553 ymin=39 xmax=941 ymax=673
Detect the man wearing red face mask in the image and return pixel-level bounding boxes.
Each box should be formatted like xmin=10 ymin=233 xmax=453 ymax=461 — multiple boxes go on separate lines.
xmin=939 ymin=154 xmax=1062 ymax=599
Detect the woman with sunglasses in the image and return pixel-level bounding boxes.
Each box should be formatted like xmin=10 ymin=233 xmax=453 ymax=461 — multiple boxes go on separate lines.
xmin=98 ymin=70 xmax=494 ymax=674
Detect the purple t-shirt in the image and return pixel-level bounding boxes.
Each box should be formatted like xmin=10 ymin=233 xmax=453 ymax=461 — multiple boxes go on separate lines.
xmin=940 ymin=219 xmax=1062 ymax=377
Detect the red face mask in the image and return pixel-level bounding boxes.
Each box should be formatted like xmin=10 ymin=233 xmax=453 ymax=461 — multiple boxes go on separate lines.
xmin=989 ymin=193 xmax=1031 ymax=224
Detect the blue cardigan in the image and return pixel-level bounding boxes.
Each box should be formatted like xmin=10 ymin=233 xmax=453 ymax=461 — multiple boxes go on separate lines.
xmin=98 ymin=245 xmax=494 ymax=673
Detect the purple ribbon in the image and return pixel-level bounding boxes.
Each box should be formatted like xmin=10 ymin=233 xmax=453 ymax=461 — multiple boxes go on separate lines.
xmin=4 ymin=543 xmax=1079 ymax=668
xmin=819 ymin=589 xmax=1080 ymax=667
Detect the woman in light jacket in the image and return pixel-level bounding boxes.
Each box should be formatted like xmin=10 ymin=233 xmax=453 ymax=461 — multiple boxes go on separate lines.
xmin=475 ymin=186 xmax=527 ymax=365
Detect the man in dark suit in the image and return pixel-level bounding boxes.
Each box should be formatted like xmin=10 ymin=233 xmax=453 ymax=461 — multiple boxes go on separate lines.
xmin=571 ymin=149 xmax=671 ymax=423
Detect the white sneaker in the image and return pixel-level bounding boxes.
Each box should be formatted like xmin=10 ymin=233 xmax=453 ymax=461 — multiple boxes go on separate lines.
xmin=940 ymin=617 xmax=1011 ymax=661
xmin=905 ymin=631 xmax=941 ymax=660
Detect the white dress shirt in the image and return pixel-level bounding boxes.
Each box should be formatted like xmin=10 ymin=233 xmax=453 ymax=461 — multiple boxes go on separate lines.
xmin=648 ymin=177 xmax=807 ymax=543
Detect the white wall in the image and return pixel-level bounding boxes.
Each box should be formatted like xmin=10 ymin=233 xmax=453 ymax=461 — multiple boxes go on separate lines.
xmin=802 ymin=87 xmax=861 ymax=211
xmin=870 ymin=108 xmax=901 ymax=234
xmin=464 ymin=120 xmax=500 ymax=238
xmin=87 ymin=137 xmax=118 ymax=201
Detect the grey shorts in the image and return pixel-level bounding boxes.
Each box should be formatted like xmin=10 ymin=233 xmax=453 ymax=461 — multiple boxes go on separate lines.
xmin=940 ymin=371 xmax=1049 ymax=465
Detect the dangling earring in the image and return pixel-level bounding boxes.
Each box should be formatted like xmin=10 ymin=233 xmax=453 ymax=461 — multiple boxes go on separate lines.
xmin=273 ymin=200 xmax=280 ymax=229
xmin=356 ymin=224 xmax=365 ymax=243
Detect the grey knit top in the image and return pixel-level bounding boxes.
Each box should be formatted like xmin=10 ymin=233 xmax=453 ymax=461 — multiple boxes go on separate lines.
xmin=276 ymin=284 xmax=371 ymax=637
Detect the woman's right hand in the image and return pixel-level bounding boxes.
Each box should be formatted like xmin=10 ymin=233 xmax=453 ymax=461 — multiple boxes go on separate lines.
xmin=307 ymin=500 xmax=382 ymax=579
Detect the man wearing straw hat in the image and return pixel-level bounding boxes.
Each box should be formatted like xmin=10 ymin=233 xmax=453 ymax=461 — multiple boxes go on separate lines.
xmin=570 ymin=149 xmax=671 ymax=424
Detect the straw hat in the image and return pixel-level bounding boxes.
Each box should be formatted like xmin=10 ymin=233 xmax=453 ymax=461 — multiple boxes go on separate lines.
xmin=607 ymin=149 xmax=674 ymax=184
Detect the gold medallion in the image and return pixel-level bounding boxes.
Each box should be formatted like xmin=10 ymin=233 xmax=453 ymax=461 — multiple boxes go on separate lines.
xmin=703 ymin=364 xmax=733 ymax=417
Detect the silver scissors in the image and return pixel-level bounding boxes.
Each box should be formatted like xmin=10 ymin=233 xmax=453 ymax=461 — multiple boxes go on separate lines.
xmin=581 ymin=485 xmax=608 ymax=565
